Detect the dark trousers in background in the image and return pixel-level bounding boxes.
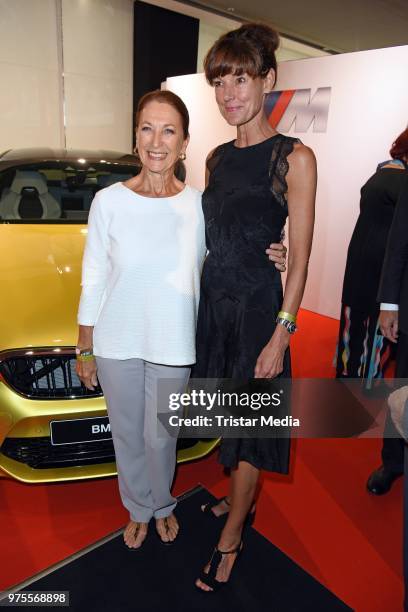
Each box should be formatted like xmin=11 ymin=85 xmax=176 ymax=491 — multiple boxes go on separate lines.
xmin=382 ymin=332 xmax=408 ymax=474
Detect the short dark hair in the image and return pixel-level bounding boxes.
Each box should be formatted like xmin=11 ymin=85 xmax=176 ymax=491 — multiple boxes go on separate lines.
xmin=204 ymin=23 xmax=280 ymax=86
xmin=135 ymin=90 xmax=189 ymax=139
xmin=390 ymin=128 xmax=408 ymax=161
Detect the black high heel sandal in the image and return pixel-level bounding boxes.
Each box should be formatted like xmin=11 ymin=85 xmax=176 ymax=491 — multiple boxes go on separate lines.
xmin=196 ymin=541 xmax=243 ymax=592
xmin=201 ymin=496 xmax=230 ymax=516
xmin=201 ymin=496 xmax=256 ymax=526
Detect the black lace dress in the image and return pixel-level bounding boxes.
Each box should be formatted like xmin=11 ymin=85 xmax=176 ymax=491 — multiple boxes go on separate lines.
xmin=194 ymin=133 xmax=300 ymax=473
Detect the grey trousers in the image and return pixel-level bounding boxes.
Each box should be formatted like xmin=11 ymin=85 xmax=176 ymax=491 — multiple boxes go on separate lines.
xmin=96 ymin=357 xmax=190 ymax=522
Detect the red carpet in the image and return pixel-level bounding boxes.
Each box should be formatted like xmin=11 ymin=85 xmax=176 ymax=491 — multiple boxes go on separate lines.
xmin=0 ymin=309 xmax=403 ymax=611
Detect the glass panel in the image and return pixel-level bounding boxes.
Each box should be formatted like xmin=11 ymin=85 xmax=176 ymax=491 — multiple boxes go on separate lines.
xmin=0 ymin=161 xmax=139 ymax=223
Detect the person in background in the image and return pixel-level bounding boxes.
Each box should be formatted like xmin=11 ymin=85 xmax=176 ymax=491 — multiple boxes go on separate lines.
xmin=334 ymin=129 xmax=408 ymax=494
xmin=372 ymin=169 xmax=408 ymax=501
xmin=381 ymin=170 xmax=408 ymax=612
xmin=193 ymin=22 xmax=316 ymax=591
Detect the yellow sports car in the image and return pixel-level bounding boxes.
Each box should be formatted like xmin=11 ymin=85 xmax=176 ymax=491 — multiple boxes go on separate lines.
xmin=0 ymin=148 xmax=217 ymax=483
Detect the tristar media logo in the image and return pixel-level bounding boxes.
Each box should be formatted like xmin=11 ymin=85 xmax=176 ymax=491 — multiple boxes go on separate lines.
xmin=265 ymin=87 xmax=331 ymax=133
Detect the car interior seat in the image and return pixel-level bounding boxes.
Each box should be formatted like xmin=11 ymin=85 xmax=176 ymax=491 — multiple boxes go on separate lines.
xmin=0 ymin=170 xmax=61 ymax=220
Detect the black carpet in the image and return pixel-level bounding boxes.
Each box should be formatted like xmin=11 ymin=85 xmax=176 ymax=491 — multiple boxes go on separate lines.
xmin=23 ymin=486 xmax=352 ymax=612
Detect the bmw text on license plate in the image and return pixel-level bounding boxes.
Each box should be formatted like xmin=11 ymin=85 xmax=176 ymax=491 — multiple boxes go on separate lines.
xmin=50 ymin=417 xmax=112 ymax=445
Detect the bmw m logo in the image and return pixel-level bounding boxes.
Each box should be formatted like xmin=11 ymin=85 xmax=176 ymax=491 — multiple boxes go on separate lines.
xmin=265 ymin=87 xmax=331 ymax=133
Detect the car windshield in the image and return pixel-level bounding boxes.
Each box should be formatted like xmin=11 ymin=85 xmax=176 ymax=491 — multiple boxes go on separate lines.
xmin=0 ymin=161 xmax=138 ymax=223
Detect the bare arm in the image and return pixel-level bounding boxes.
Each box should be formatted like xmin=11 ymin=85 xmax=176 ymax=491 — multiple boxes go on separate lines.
xmin=281 ymin=143 xmax=317 ymax=316
xmin=75 ymin=193 xmax=109 ymax=390
xmin=77 ymin=325 xmax=94 ymax=350
xmin=255 ymin=144 xmax=317 ymax=378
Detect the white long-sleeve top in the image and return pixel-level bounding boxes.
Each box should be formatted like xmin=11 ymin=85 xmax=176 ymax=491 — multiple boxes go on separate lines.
xmin=77 ymin=182 xmax=206 ymax=364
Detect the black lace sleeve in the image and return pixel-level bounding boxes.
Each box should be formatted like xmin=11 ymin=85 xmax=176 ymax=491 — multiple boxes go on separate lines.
xmin=206 ymin=143 xmax=229 ymax=175
xmin=268 ymin=135 xmax=302 ymax=208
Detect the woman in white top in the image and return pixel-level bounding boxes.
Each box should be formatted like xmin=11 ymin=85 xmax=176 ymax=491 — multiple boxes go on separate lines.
xmin=76 ymin=90 xmax=206 ymax=549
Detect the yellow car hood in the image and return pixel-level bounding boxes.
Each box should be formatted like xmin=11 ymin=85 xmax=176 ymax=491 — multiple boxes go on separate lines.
xmin=0 ymin=224 xmax=87 ymax=352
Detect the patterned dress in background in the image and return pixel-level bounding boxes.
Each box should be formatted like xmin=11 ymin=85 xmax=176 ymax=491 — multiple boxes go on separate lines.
xmin=336 ymin=161 xmax=407 ymax=385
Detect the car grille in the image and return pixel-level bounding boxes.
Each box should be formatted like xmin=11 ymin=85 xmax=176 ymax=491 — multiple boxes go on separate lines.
xmin=0 ymin=351 xmax=102 ymax=399
xmin=1 ymin=437 xmax=200 ymax=469
xmin=1 ymin=437 xmax=115 ymax=469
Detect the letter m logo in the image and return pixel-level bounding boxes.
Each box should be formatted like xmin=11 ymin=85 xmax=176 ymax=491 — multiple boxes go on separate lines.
xmin=265 ymin=87 xmax=331 ymax=133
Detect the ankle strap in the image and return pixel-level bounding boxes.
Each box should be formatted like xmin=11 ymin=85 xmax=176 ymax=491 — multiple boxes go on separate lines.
xmin=216 ymin=542 xmax=242 ymax=555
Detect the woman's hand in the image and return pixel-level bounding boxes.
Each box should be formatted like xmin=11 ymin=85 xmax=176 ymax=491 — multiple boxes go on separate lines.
xmin=76 ymin=358 xmax=98 ymax=391
xmin=254 ymin=325 xmax=290 ymax=378
xmin=266 ymin=242 xmax=287 ymax=271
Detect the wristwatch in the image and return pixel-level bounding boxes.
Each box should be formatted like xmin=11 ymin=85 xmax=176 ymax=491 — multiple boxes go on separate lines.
xmin=75 ymin=347 xmax=93 ymax=356
xmin=276 ymin=317 xmax=297 ymax=334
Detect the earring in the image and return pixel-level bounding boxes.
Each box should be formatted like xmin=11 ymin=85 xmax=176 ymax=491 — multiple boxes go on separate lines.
xmin=179 ymin=152 xmax=186 ymax=161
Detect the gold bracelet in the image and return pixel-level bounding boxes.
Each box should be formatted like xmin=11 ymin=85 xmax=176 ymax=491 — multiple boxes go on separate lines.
xmin=277 ymin=310 xmax=296 ymax=323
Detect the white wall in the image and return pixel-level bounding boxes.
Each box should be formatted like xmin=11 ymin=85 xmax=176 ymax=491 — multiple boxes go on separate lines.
xmin=277 ymin=38 xmax=329 ymax=62
xmin=277 ymin=47 xmax=408 ymax=319
xmin=197 ymin=21 xmax=234 ymax=73
xmin=0 ymin=0 xmax=63 ymax=150
xmin=0 ymin=0 xmax=134 ymax=154
xmin=62 ymin=0 xmax=133 ymax=152
xmin=166 ymin=45 xmax=408 ymax=319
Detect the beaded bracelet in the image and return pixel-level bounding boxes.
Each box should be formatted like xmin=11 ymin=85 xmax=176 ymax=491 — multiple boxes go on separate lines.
xmin=76 ymin=353 xmax=95 ymax=362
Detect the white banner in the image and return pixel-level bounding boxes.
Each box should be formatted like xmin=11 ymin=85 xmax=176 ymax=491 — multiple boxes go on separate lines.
xmin=166 ymin=45 xmax=408 ymax=319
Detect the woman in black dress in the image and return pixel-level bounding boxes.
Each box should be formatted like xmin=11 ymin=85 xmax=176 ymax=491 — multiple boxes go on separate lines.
xmin=194 ymin=23 xmax=317 ymax=591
